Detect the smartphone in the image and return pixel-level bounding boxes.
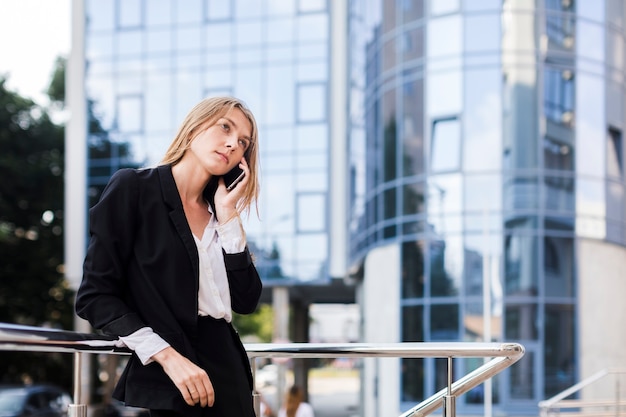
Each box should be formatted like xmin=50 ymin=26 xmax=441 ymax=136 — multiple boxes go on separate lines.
xmin=223 ymin=165 xmax=245 ymax=191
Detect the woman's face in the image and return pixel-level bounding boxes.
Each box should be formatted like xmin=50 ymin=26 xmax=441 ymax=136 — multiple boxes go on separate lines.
xmin=187 ymin=107 xmax=252 ymax=175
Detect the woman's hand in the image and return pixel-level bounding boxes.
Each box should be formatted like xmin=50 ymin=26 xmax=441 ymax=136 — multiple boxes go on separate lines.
xmin=214 ymin=157 xmax=250 ymax=223
xmin=152 ymin=347 xmax=214 ymax=407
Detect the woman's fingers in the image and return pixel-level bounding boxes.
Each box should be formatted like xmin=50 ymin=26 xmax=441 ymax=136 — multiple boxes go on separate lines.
xmin=152 ymin=347 xmax=215 ymax=407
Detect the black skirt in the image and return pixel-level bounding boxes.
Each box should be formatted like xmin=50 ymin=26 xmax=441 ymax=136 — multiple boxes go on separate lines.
xmin=151 ymin=316 xmax=255 ymax=417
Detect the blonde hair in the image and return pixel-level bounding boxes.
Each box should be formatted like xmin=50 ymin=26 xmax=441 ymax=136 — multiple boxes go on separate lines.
xmin=160 ymin=96 xmax=259 ymax=214
xmin=285 ymin=385 xmax=304 ymax=417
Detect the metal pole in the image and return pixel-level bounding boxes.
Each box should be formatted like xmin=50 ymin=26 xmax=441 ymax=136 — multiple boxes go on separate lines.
xmin=68 ymin=352 xmax=87 ymax=417
xmin=442 ymin=357 xmax=456 ymax=417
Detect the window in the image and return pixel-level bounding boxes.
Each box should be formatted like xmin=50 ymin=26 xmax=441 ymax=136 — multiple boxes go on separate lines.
xmin=206 ymin=0 xmax=232 ymax=21
xmin=117 ymin=0 xmax=143 ymax=29
xmin=607 ymin=126 xmax=623 ymax=178
xmin=430 ymin=117 xmax=460 ymax=172
xmin=544 ymin=68 xmax=574 ymax=125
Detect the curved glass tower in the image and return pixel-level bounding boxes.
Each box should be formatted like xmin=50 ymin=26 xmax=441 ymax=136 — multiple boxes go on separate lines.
xmin=348 ymin=0 xmax=626 ymax=415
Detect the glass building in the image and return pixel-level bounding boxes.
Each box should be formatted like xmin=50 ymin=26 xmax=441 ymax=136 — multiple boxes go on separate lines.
xmin=67 ymin=0 xmax=626 ymax=416
xmin=81 ymin=0 xmax=333 ymax=284
xmin=347 ymin=0 xmax=626 ymax=416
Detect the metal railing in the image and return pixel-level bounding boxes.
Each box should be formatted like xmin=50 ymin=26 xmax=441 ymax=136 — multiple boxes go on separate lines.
xmin=0 ymin=322 xmax=525 ymax=417
xmin=539 ymin=369 xmax=626 ymax=417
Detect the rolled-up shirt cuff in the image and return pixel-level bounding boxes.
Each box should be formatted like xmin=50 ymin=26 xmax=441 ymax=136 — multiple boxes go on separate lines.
xmin=217 ymin=215 xmax=247 ymax=253
xmin=118 ymin=327 xmax=171 ymax=365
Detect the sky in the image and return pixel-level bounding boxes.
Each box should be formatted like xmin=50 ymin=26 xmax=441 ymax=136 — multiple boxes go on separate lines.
xmin=0 ymin=0 xmax=71 ymax=105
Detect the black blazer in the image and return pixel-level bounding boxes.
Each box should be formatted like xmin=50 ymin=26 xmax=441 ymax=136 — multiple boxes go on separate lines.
xmin=75 ymin=164 xmax=262 ymax=412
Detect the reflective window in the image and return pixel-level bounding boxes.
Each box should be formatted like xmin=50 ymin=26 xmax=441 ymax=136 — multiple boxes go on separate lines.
xmin=298 ymin=0 xmax=326 ymax=13
xmin=431 ymin=117 xmax=460 ymax=172
xmin=430 ymin=304 xmax=459 ymax=339
xmin=147 ymin=29 xmax=172 ymax=54
xmin=503 ymin=67 xmax=539 ymax=169
xmin=401 ymin=26 xmax=424 ymax=61
xmin=463 ymin=234 xmax=502 ymax=298
xmin=87 ymin=34 xmax=114 ymax=59
xmin=503 ymin=175 xmax=539 ymax=211
xmin=297 ymin=193 xmax=325 ymax=232
xmin=145 ymin=74 xmax=172 ymax=132
xmin=544 ymin=175 xmax=575 ymax=213
xmin=402 ymin=304 xmax=425 ymax=399
xmin=427 ymin=15 xmax=462 ymax=57
xmin=118 ymin=0 xmax=143 ymax=28
xmin=87 ymin=0 xmax=114 ymax=31
xmin=427 ymin=71 xmax=462 ymax=116
xmin=464 ymin=0 xmax=501 ymax=12
xmin=206 ymin=23 xmax=233 ymax=49
xmin=430 ymin=236 xmax=462 ymax=297
xmin=383 ymin=89 xmax=397 ymax=181
xmin=577 ymin=20 xmax=605 ymax=62
xmin=504 ymin=234 xmax=538 ymax=296
xmin=545 ymin=0 xmax=574 ymax=48
xmin=295 ymin=233 xmax=327 ymax=280
xmin=576 ymin=74 xmax=606 ymax=177
xmin=402 ymin=241 xmax=425 ymax=298
xmin=296 ymin=14 xmax=328 ymax=42
xmin=544 ymin=304 xmax=576 ymax=397
xmin=464 ymin=69 xmax=501 ymax=171
xmin=206 ymin=0 xmax=232 ymax=20
xmin=297 ymin=84 xmax=326 ymax=122
xmin=509 ymin=350 xmax=535 ymax=399
xmin=429 ymin=0 xmax=459 ymax=16
xmin=505 ymin=303 xmax=538 ymax=339
xmin=177 ymin=27 xmax=202 ymax=51
xmin=544 ymin=68 xmax=574 ymax=125
xmin=464 ymin=13 xmax=500 ymax=53
xmin=146 ymin=1 xmax=172 ymax=26
xmin=236 ymin=0 xmax=262 ymax=18
xmin=464 ymin=175 xmax=501 ymax=212
xmin=544 ymin=237 xmax=574 ymax=297
xmin=117 ymin=30 xmax=143 ymax=56
xmin=267 ymin=18 xmax=294 ymax=44
xmin=428 ymin=174 xmax=462 ymax=234
xmin=403 ymin=181 xmax=426 ymax=216
xmin=296 ymin=124 xmax=327 ymax=152
xmin=117 ymin=95 xmax=143 ymax=133
xmin=400 ymin=0 xmax=424 ymax=22
xmin=176 ymin=0 xmax=202 ymax=24
xmin=402 ymin=79 xmax=424 ymax=177
xmin=383 ymin=187 xmax=396 ymax=220
xmin=544 ymin=137 xmax=574 ymax=171
xmin=607 ymin=127 xmax=623 ymax=178
xmin=267 ymin=0 xmax=295 ymax=15
xmin=577 ymin=0 xmax=605 ymax=22
xmin=576 ymin=178 xmax=606 ymax=239
xmin=236 ymin=21 xmax=263 ymax=46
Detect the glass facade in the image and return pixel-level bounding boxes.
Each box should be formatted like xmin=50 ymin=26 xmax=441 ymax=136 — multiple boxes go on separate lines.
xmin=84 ymin=0 xmax=331 ymax=283
xmin=79 ymin=0 xmax=626 ymax=415
xmin=348 ymin=0 xmax=625 ymax=413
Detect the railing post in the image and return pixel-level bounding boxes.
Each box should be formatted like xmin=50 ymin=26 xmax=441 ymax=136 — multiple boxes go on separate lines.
xmin=443 ymin=357 xmax=456 ymax=417
xmin=68 ymin=352 xmax=87 ymax=417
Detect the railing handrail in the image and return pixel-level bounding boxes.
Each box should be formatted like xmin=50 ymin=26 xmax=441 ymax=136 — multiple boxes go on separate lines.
xmin=539 ymin=368 xmax=626 ymax=416
xmin=0 ymin=322 xmax=525 ymax=417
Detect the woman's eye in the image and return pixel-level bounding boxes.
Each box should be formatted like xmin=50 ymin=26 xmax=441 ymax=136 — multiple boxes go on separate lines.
xmin=221 ymin=123 xmax=230 ymax=131
xmin=239 ymin=139 xmax=249 ymax=148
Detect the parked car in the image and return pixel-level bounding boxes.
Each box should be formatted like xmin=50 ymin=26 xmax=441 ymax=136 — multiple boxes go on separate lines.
xmin=0 ymin=384 xmax=72 ymax=417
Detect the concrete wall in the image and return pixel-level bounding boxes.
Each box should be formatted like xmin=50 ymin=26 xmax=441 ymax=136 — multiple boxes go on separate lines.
xmin=577 ymin=238 xmax=626 ymax=399
xmin=361 ymin=243 xmax=401 ymax=417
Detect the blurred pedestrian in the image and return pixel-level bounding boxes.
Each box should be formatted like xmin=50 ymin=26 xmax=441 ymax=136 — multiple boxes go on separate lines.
xmin=278 ymin=385 xmax=314 ymax=417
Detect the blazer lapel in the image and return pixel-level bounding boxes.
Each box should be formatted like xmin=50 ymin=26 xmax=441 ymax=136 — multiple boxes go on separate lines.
xmin=157 ymin=165 xmax=200 ymax=283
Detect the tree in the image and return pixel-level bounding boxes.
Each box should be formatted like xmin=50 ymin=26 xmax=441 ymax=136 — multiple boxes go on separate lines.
xmin=0 ymin=75 xmax=73 ymax=387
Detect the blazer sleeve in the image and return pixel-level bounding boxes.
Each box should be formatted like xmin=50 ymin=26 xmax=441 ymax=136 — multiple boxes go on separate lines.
xmin=224 ymin=248 xmax=262 ymax=315
xmin=75 ymin=169 xmax=147 ymax=336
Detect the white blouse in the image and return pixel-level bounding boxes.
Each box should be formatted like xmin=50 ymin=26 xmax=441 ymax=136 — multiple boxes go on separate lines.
xmin=117 ymin=212 xmax=247 ymax=365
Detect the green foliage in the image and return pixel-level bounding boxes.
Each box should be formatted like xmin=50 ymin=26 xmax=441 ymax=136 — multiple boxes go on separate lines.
xmin=0 ymin=76 xmax=73 ymax=389
xmin=232 ymin=304 xmax=274 ymax=342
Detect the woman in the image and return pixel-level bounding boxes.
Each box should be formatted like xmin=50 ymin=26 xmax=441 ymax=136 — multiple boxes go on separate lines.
xmin=75 ymin=96 xmax=262 ymax=417
xmin=278 ymin=386 xmax=314 ymax=417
